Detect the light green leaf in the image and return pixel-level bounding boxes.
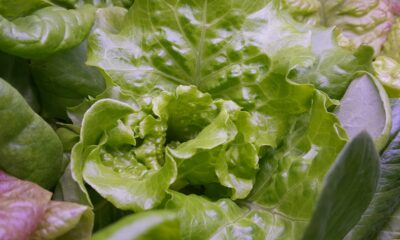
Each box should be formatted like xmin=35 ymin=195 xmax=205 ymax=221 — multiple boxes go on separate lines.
xmin=245 ymin=91 xmax=347 ymax=234
xmin=383 ymin=17 xmax=400 ymax=62
xmin=303 ymin=132 xmax=380 ymax=240
xmin=72 ymin=99 xmax=177 ymax=211
xmin=164 ymin=191 xmax=307 ymax=240
xmin=373 ymin=55 xmax=400 ymax=98
xmin=292 ymin=29 xmax=374 ymax=99
xmin=0 ymin=78 xmax=63 ymax=189
xmin=92 ymin=210 xmax=180 ymax=240
xmin=0 ymin=5 xmax=95 ymax=59
xmin=167 ymin=96 xmax=259 ymax=199
xmin=336 ymin=74 xmax=391 ymax=150
xmin=281 ymin=0 xmax=394 ymax=55
xmin=87 ymin=1 xmax=320 ymax=112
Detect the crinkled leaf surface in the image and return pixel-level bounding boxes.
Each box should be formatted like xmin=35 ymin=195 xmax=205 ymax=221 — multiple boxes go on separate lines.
xmin=88 ymin=0 xmax=367 ymax=106
xmin=373 ymin=55 xmax=400 ymax=97
xmin=72 ymin=98 xmax=177 ymax=211
xmin=281 ymin=0 xmax=394 ymax=55
xmin=0 ymin=5 xmax=95 ymax=59
xmin=0 ymin=78 xmax=63 ymax=189
xmin=157 ymin=86 xmax=259 ymax=199
xmin=243 ymin=91 xmax=347 ymax=237
xmin=383 ymin=17 xmax=400 ymax=62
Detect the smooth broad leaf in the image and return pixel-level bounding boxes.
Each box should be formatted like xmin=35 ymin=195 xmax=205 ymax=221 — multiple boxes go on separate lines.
xmin=0 ymin=5 xmax=95 ymax=59
xmin=31 ymin=201 xmax=94 ymax=240
xmin=0 ymin=170 xmax=52 ymax=240
xmin=72 ymin=99 xmax=177 ymax=211
xmin=92 ymin=210 xmax=180 ymax=240
xmin=0 ymin=51 xmax=40 ymax=112
xmin=345 ymin=130 xmax=400 ymax=239
xmin=336 ymin=74 xmax=392 ymax=150
xmin=303 ymin=132 xmax=380 ymax=240
xmin=31 ymin=41 xmax=106 ymax=120
xmin=0 ymin=78 xmax=63 ymax=189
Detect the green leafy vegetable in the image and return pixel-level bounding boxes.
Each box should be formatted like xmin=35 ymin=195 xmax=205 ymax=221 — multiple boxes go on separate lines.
xmin=0 ymin=0 xmax=398 ymax=238
xmin=31 ymin=41 xmax=106 ymax=119
xmin=0 ymin=78 xmax=63 ymax=189
xmin=92 ymin=210 xmax=180 ymax=240
xmin=72 ymin=98 xmax=177 ymax=211
xmin=303 ymin=132 xmax=380 ymax=240
xmin=0 ymin=51 xmax=40 ymax=111
xmin=281 ymin=0 xmax=394 ymax=55
xmin=0 ymin=5 xmax=95 ymax=59
xmin=373 ymin=55 xmax=400 ymax=98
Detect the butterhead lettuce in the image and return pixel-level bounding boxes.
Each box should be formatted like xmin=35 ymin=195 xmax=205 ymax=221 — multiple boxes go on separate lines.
xmin=0 ymin=0 xmax=399 ymax=239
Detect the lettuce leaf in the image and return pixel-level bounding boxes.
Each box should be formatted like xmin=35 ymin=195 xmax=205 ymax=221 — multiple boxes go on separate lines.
xmin=72 ymin=98 xmax=177 ymax=211
xmin=281 ymin=0 xmax=394 ymax=55
xmin=0 ymin=171 xmax=93 ymax=240
xmin=0 ymin=78 xmax=63 ymax=189
xmin=92 ymin=210 xmax=179 ymax=240
xmin=0 ymin=5 xmax=95 ymax=59
xmin=31 ymin=41 xmax=106 ymax=119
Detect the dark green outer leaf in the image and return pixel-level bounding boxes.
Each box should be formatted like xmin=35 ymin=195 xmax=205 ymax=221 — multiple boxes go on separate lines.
xmin=0 ymin=78 xmax=63 ymax=189
xmin=346 ymin=116 xmax=400 ymax=239
xmin=31 ymin=41 xmax=105 ymax=120
xmin=0 ymin=5 xmax=95 ymax=59
xmin=303 ymin=132 xmax=380 ymax=240
xmin=0 ymin=51 xmax=40 ymax=112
